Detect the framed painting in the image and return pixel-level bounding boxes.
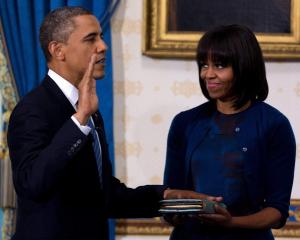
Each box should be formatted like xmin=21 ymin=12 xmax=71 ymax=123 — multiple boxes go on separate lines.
xmin=142 ymin=0 xmax=300 ymax=60
xmin=116 ymin=199 xmax=300 ymax=237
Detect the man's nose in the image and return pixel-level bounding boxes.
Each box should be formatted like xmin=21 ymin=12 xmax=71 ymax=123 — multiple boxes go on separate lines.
xmin=96 ymin=39 xmax=107 ymax=52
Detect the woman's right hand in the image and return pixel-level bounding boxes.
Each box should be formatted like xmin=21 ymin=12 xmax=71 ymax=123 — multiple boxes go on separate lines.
xmin=162 ymin=190 xmax=223 ymax=226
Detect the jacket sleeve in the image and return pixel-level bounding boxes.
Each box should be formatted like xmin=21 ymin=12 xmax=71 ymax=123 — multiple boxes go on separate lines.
xmin=93 ymin=111 xmax=167 ymax=218
xmin=264 ymin=113 xmax=296 ymax=227
xmin=7 ymin=101 xmax=88 ymax=201
xmin=163 ymin=112 xmax=188 ymax=189
xmin=107 ymin=176 xmax=167 ymax=218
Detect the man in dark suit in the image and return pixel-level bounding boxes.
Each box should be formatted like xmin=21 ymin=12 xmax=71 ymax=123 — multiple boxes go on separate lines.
xmin=7 ymin=6 xmax=199 ymax=240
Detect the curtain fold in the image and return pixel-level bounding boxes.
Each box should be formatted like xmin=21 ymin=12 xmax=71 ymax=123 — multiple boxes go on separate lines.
xmin=0 ymin=209 xmax=2 ymax=238
xmin=0 ymin=1 xmax=119 ymax=239
xmin=0 ymin=18 xmax=18 ymax=209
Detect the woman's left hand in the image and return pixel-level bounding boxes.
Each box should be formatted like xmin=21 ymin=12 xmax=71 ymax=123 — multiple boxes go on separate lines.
xmin=198 ymin=204 xmax=232 ymax=227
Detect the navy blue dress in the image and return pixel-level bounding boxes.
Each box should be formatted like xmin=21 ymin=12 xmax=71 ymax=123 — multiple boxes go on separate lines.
xmin=164 ymin=101 xmax=296 ymax=240
xmin=191 ymin=111 xmax=250 ymax=215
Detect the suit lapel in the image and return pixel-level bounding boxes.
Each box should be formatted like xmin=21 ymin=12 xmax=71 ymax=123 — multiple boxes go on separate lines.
xmin=42 ymin=75 xmax=76 ymax=118
xmin=42 ymin=75 xmax=110 ymax=191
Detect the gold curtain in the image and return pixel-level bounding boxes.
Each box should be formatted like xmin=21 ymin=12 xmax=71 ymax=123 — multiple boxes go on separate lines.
xmin=0 ymin=20 xmax=18 ymax=240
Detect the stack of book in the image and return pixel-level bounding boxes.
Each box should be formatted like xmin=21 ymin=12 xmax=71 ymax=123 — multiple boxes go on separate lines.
xmin=159 ymin=199 xmax=226 ymax=215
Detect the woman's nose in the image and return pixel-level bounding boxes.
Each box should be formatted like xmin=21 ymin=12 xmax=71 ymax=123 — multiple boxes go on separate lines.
xmin=206 ymin=66 xmax=216 ymax=78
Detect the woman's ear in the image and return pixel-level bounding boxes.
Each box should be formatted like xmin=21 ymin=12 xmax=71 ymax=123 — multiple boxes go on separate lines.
xmin=48 ymin=41 xmax=65 ymax=61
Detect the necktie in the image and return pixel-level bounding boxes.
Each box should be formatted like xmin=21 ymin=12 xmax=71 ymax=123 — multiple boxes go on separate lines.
xmin=87 ymin=117 xmax=103 ymax=187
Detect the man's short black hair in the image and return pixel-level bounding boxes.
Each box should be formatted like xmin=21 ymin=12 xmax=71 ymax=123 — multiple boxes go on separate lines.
xmin=39 ymin=6 xmax=92 ymax=62
xmin=196 ymin=24 xmax=269 ymax=109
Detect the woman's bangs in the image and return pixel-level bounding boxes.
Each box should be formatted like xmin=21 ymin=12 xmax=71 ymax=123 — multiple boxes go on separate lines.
xmin=210 ymin=49 xmax=231 ymax=66
xmin=198 ymin=39 xmax=232 ymax=66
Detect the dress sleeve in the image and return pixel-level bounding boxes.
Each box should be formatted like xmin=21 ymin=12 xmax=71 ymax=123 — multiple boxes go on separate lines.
xmin=264 ymin=114 xmax=296 ymax=227
xmin=163 ymin=113 xmax=188 ymax=189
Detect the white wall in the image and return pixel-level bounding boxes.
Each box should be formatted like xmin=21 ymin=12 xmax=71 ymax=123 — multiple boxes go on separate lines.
xmin=111 ymin=1 xmax=300 ymax=240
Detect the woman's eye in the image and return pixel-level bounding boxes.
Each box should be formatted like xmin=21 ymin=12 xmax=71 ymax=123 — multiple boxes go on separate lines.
xmin=200 ymin=64 xmax=208 ymax=69
xmin=215 ymin=63 xmax=225 ymax=69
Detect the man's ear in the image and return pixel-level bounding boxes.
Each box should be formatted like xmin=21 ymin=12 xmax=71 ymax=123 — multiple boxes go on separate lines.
xmin=48 ymin=41 xmax=65 ymax=61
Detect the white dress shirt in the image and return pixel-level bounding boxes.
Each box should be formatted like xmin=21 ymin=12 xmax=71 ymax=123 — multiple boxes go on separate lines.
xmin=48 ymin=69 xmax=91 ymax=135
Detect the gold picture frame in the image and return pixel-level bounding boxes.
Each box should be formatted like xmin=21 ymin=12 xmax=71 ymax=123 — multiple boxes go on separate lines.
xmin=142 ymin=0 xmax=300 ymax=60
xmin=116 ymin=199 xmax=300 ymax=237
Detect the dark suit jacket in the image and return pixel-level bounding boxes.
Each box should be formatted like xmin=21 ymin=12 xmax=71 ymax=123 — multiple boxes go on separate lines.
xmin=8 ymin=76 xmax=166 ymax=240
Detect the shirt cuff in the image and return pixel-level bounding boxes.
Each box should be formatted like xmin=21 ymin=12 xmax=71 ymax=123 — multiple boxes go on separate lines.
xmin=71 ymin=115 xmax=91 ymax=136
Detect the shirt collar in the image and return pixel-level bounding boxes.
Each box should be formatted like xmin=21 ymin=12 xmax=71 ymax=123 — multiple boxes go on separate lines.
xmin=48 ymin=69 xmax=78 ymax=109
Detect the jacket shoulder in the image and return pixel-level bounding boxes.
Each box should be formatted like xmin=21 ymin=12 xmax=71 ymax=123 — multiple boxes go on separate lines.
xmin=254 ymin=101 xmax=291 ymax=125
xmin=168 ymin=101 xmax=214 ymax=141
xmin=11 ymin=76 xmax=72 ymax=119
xmin=172 ymin=101 xmax=213 ymax=125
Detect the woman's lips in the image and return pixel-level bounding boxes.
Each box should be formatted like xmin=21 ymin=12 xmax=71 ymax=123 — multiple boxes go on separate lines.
xmin=206 ymin=82 xmax=221 ymax=89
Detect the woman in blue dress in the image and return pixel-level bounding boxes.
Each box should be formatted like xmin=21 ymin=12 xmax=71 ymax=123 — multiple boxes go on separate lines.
xmin=163 ymin=24 xmax=296 ymax=240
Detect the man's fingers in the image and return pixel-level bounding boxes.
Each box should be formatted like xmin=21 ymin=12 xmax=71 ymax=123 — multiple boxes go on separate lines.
xmin=85 ymin=53 xmax=97 ymax=79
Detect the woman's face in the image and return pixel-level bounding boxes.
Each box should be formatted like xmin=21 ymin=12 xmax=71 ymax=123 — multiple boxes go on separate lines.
xmin=200 ymin=59 xmax=235 ymax=102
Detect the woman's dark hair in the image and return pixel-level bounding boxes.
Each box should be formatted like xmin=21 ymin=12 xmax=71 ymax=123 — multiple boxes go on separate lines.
xmin=196 ymin=24 xmax=268 ymax=109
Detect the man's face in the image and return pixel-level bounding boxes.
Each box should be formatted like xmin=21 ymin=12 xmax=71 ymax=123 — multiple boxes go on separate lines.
xmin=62 ymin=15 xmax=107 ymax=83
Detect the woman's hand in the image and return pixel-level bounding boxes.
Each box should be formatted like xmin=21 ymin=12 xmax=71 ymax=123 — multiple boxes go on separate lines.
xmin=162 ymin=189 xmax=225 ymax=227
xmin=198 ymin=204 xmax=232 ymax=227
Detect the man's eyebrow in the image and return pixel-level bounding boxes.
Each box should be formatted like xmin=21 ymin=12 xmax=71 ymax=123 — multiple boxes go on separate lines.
xmin=82 ymin=32 xmax=98 ymax=40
